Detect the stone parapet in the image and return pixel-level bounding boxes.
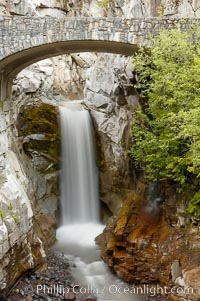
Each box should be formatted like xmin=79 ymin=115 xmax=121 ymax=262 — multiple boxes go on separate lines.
xmin=0 ymin=17 xmax=199 ymax=61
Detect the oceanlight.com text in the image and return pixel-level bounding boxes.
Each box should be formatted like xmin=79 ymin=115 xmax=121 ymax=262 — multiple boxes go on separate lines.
xmin=36 ymin=283 xmax=194 ymax=297
xmin=108 ymin=284 xmax=193 ymax=296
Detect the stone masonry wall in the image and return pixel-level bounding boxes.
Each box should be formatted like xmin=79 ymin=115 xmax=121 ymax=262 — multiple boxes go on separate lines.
xmin=0 ymin=17 xmax=199 ymax=62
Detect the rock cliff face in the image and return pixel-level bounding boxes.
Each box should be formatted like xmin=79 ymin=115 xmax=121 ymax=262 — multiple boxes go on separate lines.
xmin=16 ymin=99 xmax=60 ymax=232
xmin=96 ymin=181 xmax=200 ymax=300
xmin=0 ymin=0 xmax=200 ymax=298
xmin=83 ymin=54 xmax=139 ymax=214
xmin=0 ymin=97 xmax=60 ymax=296
xmin=0 ymin=0 xmax=199 ymax=17
xmin=0 ymin=105 xmax=46 ymax=295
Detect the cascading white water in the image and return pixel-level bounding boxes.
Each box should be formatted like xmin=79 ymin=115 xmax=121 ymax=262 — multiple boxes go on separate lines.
xmin=59 ymin=102 xmax=99 ymax=224
xmin=56 ymin=101 xmax=144 ymax=301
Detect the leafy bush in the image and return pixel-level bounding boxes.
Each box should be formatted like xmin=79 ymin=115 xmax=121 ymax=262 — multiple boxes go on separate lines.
xmin=187 ymin=191 xmax=200 ymax=216
xmin=129 ymin=26 xmax=200 ymax=215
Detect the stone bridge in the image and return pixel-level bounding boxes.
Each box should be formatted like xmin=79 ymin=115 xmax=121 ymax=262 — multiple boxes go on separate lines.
xmin=0 ymin=16 xmax=199 ymax=100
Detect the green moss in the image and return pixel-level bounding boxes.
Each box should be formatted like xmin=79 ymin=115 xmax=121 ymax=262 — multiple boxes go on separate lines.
xmin=0 ymin=208 xmax=5 ymax=221
xmin=23 ymin=136 xmax=60 ymax=159
xmin=97 ymin=0 xmax=108 ymax=8
xmin=45 ymin=134 xmax=60 ymax=158
xmin=17 ymin=100 xmax=61 ymax=173
xmin=8 ymin=203 xmax=13 ymax=210
xmin=97 ymin=0 xmax=113 ymax=9
xmin=17 ymin=100 xmax=59 ymax=137
xmin=10 ymin=211 xmax=20 ymax=223
xmin=158 ymin=5 xmax=164 ymax=17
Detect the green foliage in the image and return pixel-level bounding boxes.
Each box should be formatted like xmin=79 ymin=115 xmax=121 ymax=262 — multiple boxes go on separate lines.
xmin=10 ymin=212 xmax=20 ymax=223
xmin=158 ymin=5 xmax=164 ymax=17
xmin=188 ymin=191 xmax=200 ymax=216
xmin=97 ymin=0 xmax=112 ymax=9
xmin=8 ymin=203 xmax=13 ymax=210
xmin=0 ymin=209 xmax=5 ymax=221
xmin=0 ymin=203 xmax=19 ymax=223
xmin=129 ymin=26 xmax=200 ymax=215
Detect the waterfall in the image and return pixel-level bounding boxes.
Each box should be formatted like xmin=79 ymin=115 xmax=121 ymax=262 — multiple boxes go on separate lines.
xmin=56 ymin=101 xmax=143 ymax=301
xmin=59 ymin=102 xmax=99 ymax=225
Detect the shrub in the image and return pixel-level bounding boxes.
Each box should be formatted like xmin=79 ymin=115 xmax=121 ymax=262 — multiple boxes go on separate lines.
xmin=129 ymin=26 xmax=200 ymax=215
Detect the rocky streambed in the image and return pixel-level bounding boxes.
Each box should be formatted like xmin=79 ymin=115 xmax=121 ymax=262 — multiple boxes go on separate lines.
xmin=6 ymin=251 xmax=96 ymax=301
xmin=5 ymin=249 xmax=170 ymax=301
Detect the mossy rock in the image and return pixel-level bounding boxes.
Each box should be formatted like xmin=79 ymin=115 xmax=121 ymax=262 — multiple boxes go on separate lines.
xmin=23 ymin=134 xmax=60 ymax=159
xmin=16 ymin=100 xmax=60 ymax=173
xmin=17 ymin=99 xmax=59 ymax=136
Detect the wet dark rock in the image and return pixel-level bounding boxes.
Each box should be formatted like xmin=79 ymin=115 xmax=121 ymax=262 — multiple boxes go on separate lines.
xmin=6 ymin=251 xmax=74 ymax=301
xmin=5 ymin=246 xmax=169 ymax=301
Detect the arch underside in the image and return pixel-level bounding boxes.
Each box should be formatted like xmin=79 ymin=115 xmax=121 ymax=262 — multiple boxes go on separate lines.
xmin=0 ymin=40 xmax=138 ymax=81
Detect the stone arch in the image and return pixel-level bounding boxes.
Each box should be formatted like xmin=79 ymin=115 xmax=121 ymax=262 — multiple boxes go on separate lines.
xmin=0 ymin=40 xmax=138 ymax=101
xmin=0 ymin=16 xmax=198 ymax=100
